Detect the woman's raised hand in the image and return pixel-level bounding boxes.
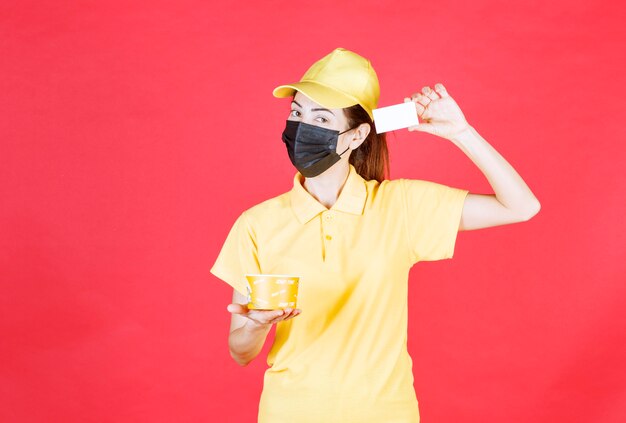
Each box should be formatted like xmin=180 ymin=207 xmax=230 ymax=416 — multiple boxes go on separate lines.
xmin=227 ymin=303 xmax=302 ymax=328
xmin=404 ymin=83 xmax=471 ymax=140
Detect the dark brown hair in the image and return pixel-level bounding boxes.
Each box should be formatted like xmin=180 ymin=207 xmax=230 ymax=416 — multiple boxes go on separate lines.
xmin=343 ymin=104 xmax=389 ymax=183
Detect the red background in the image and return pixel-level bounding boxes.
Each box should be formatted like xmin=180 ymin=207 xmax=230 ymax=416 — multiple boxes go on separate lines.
xmin=1 ymin=1 xmax=624 ymax=422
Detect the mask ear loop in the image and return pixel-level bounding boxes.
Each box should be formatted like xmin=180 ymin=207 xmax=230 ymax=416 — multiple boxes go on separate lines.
xmin=338 ymin=126 xmax=356 ymax=156
xmin=338 ymin=146 xmax=351 ymax=156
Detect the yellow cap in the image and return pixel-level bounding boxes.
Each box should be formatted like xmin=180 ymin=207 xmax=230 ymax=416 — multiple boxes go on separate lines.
xmin=272 ymin=47 xmax=380 ymax=121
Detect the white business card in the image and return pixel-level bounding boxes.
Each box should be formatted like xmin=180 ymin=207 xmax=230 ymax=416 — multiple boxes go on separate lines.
xmin=372 ymin=101 xmax=420 ymax=133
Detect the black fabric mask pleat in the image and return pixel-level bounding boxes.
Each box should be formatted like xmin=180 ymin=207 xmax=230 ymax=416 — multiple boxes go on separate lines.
xmin=281 ymin=119 xmax=354 ymax=178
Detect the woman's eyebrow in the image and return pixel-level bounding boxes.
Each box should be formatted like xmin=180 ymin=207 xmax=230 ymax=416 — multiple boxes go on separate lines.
xmin=291 ymin=100 xmax=335 ymax=116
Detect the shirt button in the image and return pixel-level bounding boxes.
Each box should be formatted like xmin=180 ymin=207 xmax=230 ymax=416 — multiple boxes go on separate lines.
xmin=325 ymin=235 xmax=332 ymax=240
xmin=325 ymin=214 xmax=333 ymax=221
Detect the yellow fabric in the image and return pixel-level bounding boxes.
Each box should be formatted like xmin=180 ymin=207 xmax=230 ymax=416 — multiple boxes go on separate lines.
xmin=272 ymin=47 xmax=380 ymax=121
xmin=210 ymin=164 xmax=469 ymax=423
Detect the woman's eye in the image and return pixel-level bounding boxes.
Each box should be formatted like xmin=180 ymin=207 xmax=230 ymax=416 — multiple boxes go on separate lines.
xmin=288 ymin=110 xmax=328 ymax=123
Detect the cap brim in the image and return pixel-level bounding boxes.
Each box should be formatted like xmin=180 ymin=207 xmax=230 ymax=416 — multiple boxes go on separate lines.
xmin=272 ymin=81 xmax=359 ymax=110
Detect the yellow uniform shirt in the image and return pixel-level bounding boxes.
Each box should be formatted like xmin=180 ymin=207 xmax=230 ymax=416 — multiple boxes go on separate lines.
xmin=211 ymin=164 xmax=469 ymax=423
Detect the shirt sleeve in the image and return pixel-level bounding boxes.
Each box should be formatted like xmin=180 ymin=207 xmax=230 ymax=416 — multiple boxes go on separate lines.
xmin=400 ymin=178 xmax=470 ymax=264
xmin=209 ymin=211 xmax=261 ymax=296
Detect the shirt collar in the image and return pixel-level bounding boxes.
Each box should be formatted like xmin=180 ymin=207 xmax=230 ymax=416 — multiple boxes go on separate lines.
xmin=289 ymin=164 xmax=367 ymax=224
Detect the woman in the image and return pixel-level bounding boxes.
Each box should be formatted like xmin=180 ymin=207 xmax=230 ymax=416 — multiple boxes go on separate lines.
xmin=210 ymin=47 xmax=540 ymax=423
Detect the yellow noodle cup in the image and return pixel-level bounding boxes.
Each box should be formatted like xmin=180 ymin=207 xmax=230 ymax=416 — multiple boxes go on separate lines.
xmin=244 ymin=274 xmax=300 ymax=310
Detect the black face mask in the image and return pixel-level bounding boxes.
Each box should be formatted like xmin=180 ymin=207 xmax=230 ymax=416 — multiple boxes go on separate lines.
xmin=281 ymin=120 xmax=355 ymax=178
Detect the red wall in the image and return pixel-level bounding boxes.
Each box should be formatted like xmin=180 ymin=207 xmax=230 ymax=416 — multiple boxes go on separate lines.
xmin=1 ymin=1 xmax=624 ymax=422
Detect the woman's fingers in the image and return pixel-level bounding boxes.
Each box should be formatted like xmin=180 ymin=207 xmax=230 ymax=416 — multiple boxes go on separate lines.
xmin=412 ymin=93 xmax=430 ymax=110
xmin=407 ymin=83 xmax=447 ymax=107
xmin=283 ymin=308 xmax=301 ymax=320
xmin=422 ymin=86 xmax=439 ymax=101
xmin=434 ymin=83 xmax=449 ymax=97
xmin=262 ymin=309 xmax=286 ymax=324
xmin=268 ymin=308 xmax=301 ymax=323
xmin=226 ymin=303 xmax=249 ymax=314
xmin=229 ymin=306 xmax=302 ymax=326
xmin=406 ymin=96 xmax=427 ymax=118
